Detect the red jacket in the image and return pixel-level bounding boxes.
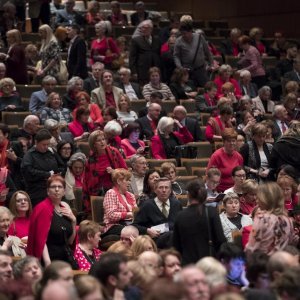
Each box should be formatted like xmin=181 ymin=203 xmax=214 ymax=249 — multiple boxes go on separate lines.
xmin=121 ymin=138 xmax=145 ymax=158
xmin=68 ymin=119 xmax=95 ymax=137
xmin=151 ymin=127 xmax=193 ymax=159
xmin=214 ymin=76 xmax=242 ymax=100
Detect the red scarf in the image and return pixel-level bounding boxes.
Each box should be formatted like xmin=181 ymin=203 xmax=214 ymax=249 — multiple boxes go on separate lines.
xmin=0 ymin=139 xmax=9 ymax=168
xmin=113 ymin=187 xmax=136 ymax=211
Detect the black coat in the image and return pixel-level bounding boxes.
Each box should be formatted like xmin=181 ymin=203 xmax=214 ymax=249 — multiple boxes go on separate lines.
xmin=185 ymin=117 xmax=203 ymax=142
xmin=135 ymin=116 xmax=156 ymax=139
xmin=115 ymin=82 xmax=143 ymax=99
xmin=67 ymin=36 xmax=88 ymax=79
xmin=21 ymin=147 xmax=65 ymax=206
xmin=129 ymin=35 xmax=161 ymax=83
xmin=130 ymin=11 xmax=149 ymax=26
xmin=133 ymin=198 xmax=182 ymax=234
xmin=270 ymin=136 xmax=300 ymax=175
xmin=83 ymin=76 xmax=100 ymax=95
xmin=173 ymin=204 xmax=226 ymax=265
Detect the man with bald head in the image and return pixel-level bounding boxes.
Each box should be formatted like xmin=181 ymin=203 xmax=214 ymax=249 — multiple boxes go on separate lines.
xmin=175 ymin=266 xmax=210 ymax=300
xmin=135 ymin=103 xmax=162 ymax=139
xmin=267 ymin=250 xmax=299 ymax=282
xmin=173 ymin=105 xmax=202 ymax=141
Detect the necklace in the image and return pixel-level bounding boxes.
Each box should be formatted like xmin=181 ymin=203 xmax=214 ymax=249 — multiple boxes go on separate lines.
xmin=54 ymin=208 xmax=62 ymax=217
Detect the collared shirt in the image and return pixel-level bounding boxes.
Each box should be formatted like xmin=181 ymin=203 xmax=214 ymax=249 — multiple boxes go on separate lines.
xmin=154 ymin=197 xmax=170 ymax=215
xmin=124 ymin=83 xmax=138 ymax=100
xmin=276 ymin=119 xmax=288 ymax=135
xmin=105 ymin=91 xmax=116 ymax=108
xmin=132 ymin=173 xmax=144 ymax=195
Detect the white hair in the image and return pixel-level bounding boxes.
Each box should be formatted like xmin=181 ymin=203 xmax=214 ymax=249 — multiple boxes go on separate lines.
xmin=44 ymin=119 xmax=59 ymax=130
xmin=196 ymin=257 xmax=227 ymax=287
xmin=104 ymin=120 xmax=122 ymax=136
xmin=157 ymin=117 xmax=174 ymax=135
xmin=23 ymin=115 xmax=40 ymax=128
xmin=239 ymin=70 xmax=251 ymax=78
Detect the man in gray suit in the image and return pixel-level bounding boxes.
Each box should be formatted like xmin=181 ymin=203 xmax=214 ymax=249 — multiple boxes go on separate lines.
xmin=29 ymin=76 xmax=57 ymax=115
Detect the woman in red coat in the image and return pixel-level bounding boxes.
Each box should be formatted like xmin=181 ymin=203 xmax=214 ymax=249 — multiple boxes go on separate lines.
xmin=151 ymin=117 xmax=193 ymax=159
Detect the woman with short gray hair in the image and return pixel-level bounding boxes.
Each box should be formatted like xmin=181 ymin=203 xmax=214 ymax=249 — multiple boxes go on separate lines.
xmin=65 ymin=152 xmax=87 ymax=202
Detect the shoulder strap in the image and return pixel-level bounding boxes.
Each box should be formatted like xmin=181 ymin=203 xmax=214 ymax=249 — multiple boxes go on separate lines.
xmin=205 ymin=206 xmax=214 ymax=256
xmin=192 ymin=34 xmax=201 ymax=66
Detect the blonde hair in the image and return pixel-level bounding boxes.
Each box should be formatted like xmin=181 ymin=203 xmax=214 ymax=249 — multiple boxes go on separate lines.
xmin=107 ymin=241 xmax=134 ymax=259
xmin=39 ymin=24 xmax=58 ymax=52
xmin=277 ymin=175 xmax=297 ymax=195
xmin=285 ymin=120 xmax=300 ymax=137
xmin=0 ymin=77 xmax=15 ymax=90
xmin=161 ymin=162 xmax=176 ymax=176
xmin=241 ymin=179 xmax=258 ymax=195
xmin=256 ymin=182 xmax=286 ymax=215
xmin=196 ymin=257 xmax=227 ymax=287
xmin=78 ymin=220 xmax=101 ymax=243
xmin=7 ymin=29 xmax=22 ymax=44
xmin=131 ymin=235 xmax=157 ymax=258
xmin=88 ymin=130 xmax=106 ymax=152
xmin=111 ymin=168 xmax=132 ymax=185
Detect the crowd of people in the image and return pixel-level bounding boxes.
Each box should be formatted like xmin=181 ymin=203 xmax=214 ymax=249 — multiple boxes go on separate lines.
xmin=0 ymin=1 xmax=299 ymax=299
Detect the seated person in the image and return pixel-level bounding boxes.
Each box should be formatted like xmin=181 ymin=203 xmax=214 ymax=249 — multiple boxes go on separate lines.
xmin=102 ymin=169 xmax=136 ymax=237
xmin=169 ymin=68 xmax=197 ymax=103
xmin=133 ymin=178 xmax=182 ymax=248
xmin=29 ymin=76 xmax=57 ymax=115
xmin=238 ymin=70 xmax=258 ymax=99
xmin=85 ymin=0 xmax=104 ymax=25
xmin=68 ymin=106 xmax=95 ymax=141
xmin=116 ymin=94 xmax=138 ymax=124
xmin=138 ymin=91 xmax=167 ymax=118
xmin=219 ymin=193 xmax=252 ymax=243
xmin=74 ymin=91 xmax=103 ymax=126
xmin=74 ymin=220 xmax=102 ymax=271
xmin=128 ymin=154 xmax=148 ymax=197
xmin=205 ymin=104 xmax=234 ymax=142
xmin=107 ymin=1 xmax=128 ymax=26
xmin=240 ymin=179 xmax=258 ymax=215
xmin=205 ymin=167 xmax=222 ymax=207
xmin=252 ymin=86 xmax=275 ymax=116
xmin=161 ymin=162 xmax=187 ymax=196
xmin=0 ymin=77 xmax=23 ymax=111
xmin=214 ymin=64 xmax=242 ymax=99
xmin=151 ymin=117 xmax=193 ymax=159
xmin=55 ymin=0 xmax=85 ymax=27
xmin=220 ymin=27 xmax=242 ymax=57
xmin=130 ymin=1 xmax=149 ymax=26
xmin=224 ymin=166 xmax=247 ymax=196
xmin=40 ymin=92 xmax=72 ymax=126
xmin=121 ymin=123 xmax=145 ymax=159
xmin=142 ymin=67 xmax=175 ymax=101
xmin=196 ymin=81 xmax=218 ymax=114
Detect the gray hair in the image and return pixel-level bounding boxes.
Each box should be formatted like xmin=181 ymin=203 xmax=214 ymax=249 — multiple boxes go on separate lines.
xmin=44 ymin=119 xmax=59 ymax=131
xmin=258 ymin=86 xmax=272 ymax=97
xmin=173 ymin=105 xmax=187 ymax=115
xmin=104 ymin=120 xmax=122 ymax=136
xmin=67 ymin=76 xmax=83 ymax=92
xmin=119 ymin=67 xmax=131 ymax=75
xmin=218 ymin=64 xmax=232 ymax=75
xmin=239 ymin=70 xmax=251 ymax=78
xmin=273 ymin=104 xmax=285 ymax=117
xmin=0 ymin=206 xmax=13 ymax=221
xmin=95 ymin=20 xmax=112 ymax=35
xmin=132 ymin=19 xmax=153 ymax=38
xmin=13 ymin=256 xmax=42 ymax=280
xmin=67 ymin=152 xmax=87 ymax=167
xmin=0 ymin=77 xmax=15 ymax=89
xmin=157 ymin=117 xmax=174 ymax=135
xmin=129 ymin=154 xmax=145 ymax=168
xmin=0 ymin=62 xmax=6 ymax=70
xmin=23 ymin=115 xmax=40 ymax=128
xmin=92 ymin=62 xmax=104 ymax=70
xmin=42 ymin=75 xmax=57 ymax=84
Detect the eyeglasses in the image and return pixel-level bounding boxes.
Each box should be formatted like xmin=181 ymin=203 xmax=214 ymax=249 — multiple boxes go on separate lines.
xmin=234 ymin=174 xmax=246 ymax=178
xmin=16 ymin=198 xmax=28 ymax=203
xmin=49 ymin=185 xmax=64 ymax=189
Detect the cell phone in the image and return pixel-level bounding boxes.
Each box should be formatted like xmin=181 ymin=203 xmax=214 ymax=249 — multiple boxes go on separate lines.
xmin=215 ymin=193 xmax=225 ymax=202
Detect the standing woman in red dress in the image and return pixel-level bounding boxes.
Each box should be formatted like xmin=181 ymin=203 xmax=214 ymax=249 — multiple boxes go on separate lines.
xmin=90 ymin=21 xmax=120 ymax=69
xmin=0 ymin=29 xmax=28 ymax=84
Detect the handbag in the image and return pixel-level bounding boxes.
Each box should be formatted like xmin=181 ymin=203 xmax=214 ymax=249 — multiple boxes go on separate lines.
xmin=57 ymin=60 xmax=68 ymax=84
xmin=61 ymin=226 xmax=79 ymax=270
xmin=7 ymin=236 xmax=26 ymax=258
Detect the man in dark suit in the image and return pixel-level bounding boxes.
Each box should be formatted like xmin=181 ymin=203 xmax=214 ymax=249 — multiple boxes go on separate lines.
xmin=135 ymin=103 xmax=162 ymax=139
xmin=133 ymin=178 xmax=182 ymax=248
xmin=129 ymin=20 xmax=161 ymax=84
xmin=83 ymin=62 xmax=104 ymax=95
xmin=138 ymin=91 xmax=167 ymax=118
xmin=66 ymin=24 xmax=88 ymax=80
xmin=220 ymin=27 xmax=242 ymax=57
xmin=130 ymin=1 xmax=149 ymax=26
xmin=173 ymin=105 xmax=202 ymax=141
xmin=115 ymin=67 xmax=143 ymax=99
xmin=283 ymin=56 xmax=300 ymax=83
xmin=272 ymin=104 xmax=289 ymax=141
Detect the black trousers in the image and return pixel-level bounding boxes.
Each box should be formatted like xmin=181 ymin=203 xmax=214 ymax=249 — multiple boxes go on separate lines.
xmin=189 ymin=66 xmax=209 ymax=88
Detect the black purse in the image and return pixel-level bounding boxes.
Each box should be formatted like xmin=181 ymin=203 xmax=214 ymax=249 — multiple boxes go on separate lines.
xmin=205 ymin=206 xmax=215 ymax=257
xmin=61 ymin=226 xmax=79 ymax=270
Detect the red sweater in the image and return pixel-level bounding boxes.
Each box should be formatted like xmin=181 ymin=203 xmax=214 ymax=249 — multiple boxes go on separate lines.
xmin=214 ymin=76 xmax=242 ymax=100
xmin=207 ymin=148 xmax=243 ymax=192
